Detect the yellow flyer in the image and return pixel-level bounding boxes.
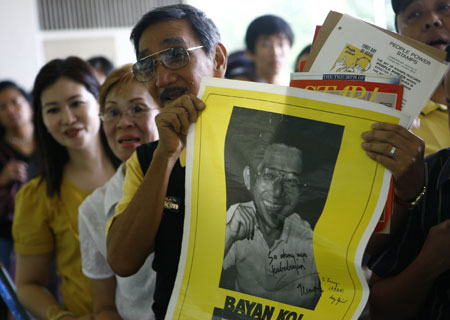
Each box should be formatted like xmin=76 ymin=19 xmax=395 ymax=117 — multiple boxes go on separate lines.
xmin=167 ymin=78 xmax=408 ymax=320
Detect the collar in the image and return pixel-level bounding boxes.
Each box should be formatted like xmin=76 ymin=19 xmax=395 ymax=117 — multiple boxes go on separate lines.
xmin=421 ymin=100 xmax=448 ymax=116
xmin=104 ymin=163 xmax=125 ymax=217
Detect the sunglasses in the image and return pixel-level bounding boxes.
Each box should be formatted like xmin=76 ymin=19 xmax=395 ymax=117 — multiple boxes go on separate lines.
xmin=132 ymin=46 xmax=204 ymax=82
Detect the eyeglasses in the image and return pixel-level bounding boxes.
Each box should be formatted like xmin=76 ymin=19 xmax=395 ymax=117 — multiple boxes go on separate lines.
xmin=132 ymin=46 xmax=204 ymax=82
xmin=99 ymin=104 xmax=155 ymax=123
xmin=257 ymin=168 xmax=306 ymax=189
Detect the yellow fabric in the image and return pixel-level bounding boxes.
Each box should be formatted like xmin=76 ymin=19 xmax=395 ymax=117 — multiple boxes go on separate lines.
xmin=13 ymin=176 xmax=93 ymax=316
xmin=106 ymin=151 xmax=144 ymax=235
xmin=411 ymin=100 xmax=450 ymax=156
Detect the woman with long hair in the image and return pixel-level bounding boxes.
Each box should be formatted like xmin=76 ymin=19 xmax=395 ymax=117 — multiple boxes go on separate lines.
xmin=12 ymin=57 xmax=119 ymax=319
xmin=0 ymin=80 xmax=38 ymax=318
xmin=79 ymin=63 xmax=160 ymax=319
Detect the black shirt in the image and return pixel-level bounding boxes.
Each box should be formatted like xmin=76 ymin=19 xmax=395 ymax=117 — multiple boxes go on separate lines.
xmin=369 ymin=148 xmax=450 ymax=319
xmin=136 ymin=141 xmax=185 ymax=320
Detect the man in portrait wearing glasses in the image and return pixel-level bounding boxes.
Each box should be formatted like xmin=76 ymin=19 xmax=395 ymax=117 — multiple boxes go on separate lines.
xmin=106 ymin=4 xmax=227 ymax=320
xmin=220 ymin=139 xmax=322 ymax=310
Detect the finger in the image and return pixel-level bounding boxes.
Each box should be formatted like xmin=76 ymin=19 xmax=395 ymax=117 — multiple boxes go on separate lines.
xmin=362 ymin=128 xmax=416 ymax=150
xmin=362 ymin=130 xmax=424 ymax=162
xmin=240 ymin=207 xmax=254 ymax=240
xmin=361 ymin=141 xmax=401 ymax=159
xmin=241 ymin=205 xmax=257 ymax=239
xmin=362 ymin=122 xmax=422 ymax=145
xmin=165 ymin=94 xmax=204 ymax=123
xmin=188 ymin=94 xmax=206 ymax=112
xmin=156 ymin=112 xmax=182 ymax=134
xmin=364 ymin=150 xmax=396 ymax=169
xmin=236 ymin=206 xmax=251 ymax=239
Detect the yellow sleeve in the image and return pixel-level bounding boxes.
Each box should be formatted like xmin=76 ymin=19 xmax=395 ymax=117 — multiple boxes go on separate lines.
xmin=105 ymin=151 xmax=144 ymax=235
xmin=13 ymin=177 xmax=54 ymax=254
xmin=411 ymin=101 xmax=450 ymax=156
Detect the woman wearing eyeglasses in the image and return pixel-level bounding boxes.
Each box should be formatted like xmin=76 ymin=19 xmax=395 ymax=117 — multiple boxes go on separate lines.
xmin=78 ymin=64 xmax=160 ymax=319
xmin=12 ymin=57 xmax=120 ymax=320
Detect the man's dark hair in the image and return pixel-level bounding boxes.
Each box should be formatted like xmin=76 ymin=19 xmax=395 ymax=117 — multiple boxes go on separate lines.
xmin=249 ymin=117 xmax=305 ymax=174
xmin=130 ymin=4 xmax=221 ymax=58
xmin=87 ymin=56 xmax=115 ymax=77
xmin=294 ymin=44 xmax=312 ymax=72
xmin=225 ymin=50 xmax=259 ymax=81
xmin=32 ymin=56 xmax=120 ymax=196
xmin=0 ymin=80 xmax=31 ymax=139
xmin=245 ymin=15 xmax=294 ymax=54
xmin=391 ymin=0 xmax=414 ymax=31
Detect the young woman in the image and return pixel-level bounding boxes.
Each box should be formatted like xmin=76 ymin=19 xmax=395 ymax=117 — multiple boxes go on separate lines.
xmin=12 ymin=57 xmax=120 ymax=320
xmin=0 ymin=80 xmax=38 ymax=318
xmin=78 ymin=64 xmax=160 ymax=319
xmin=0 ymin=81 xmax=37 ymax=271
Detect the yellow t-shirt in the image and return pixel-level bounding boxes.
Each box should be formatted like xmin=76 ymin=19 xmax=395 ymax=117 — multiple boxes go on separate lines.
xmin=13 ymin=176 xmax=93 ymax=316
xmin=106 ymin=151 xmax=143 ymax=234
xmin=411 ymin=100 xmax=450 ymax=156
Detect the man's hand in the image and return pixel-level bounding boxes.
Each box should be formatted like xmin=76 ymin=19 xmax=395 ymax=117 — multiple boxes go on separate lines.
xmin=361 ymin=122 xmax=425 ymax=202
xmin=0 ymin=160 xmax=27 ymax=186
xmin=226 ymin=204 xmax=258 ymax=243
xmin=224 ymin=203 xmax=258 ymax=258
xmin=155 ymin=94 xmax=205 ymax=160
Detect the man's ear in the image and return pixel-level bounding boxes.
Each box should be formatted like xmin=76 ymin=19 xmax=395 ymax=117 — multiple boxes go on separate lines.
xmin=213 ymin=42 xmax=227 ymax=77
xmin=243 ymin=166 xmax=251 ymax=191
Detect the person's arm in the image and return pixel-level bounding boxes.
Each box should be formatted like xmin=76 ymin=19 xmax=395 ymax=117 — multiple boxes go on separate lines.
xmin=369 ymin=219 xmax=450 ymax=320
xmin=90 ymin=277 xmax=121 ymax=320
xmin=361 ymin=123 xmax=425 ymax=255
xmin=78 ymin=195 xmax=120 ymax=320
xmin=15 ymin=253 xmax=93 ymax=320
xmin=107 ymin=94 xmax=205 ymax=277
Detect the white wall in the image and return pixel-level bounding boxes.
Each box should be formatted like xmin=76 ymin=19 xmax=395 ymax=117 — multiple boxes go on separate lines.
xmin=0 ymin=1 xmax=136 ymax=91
xmin=0 ymin=0 xmax=43 ymax=91
xmin=41 ymin=28 xmax=136 ymax=67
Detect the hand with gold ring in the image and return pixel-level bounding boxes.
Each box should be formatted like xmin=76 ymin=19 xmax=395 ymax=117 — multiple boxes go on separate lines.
xmin=361 ymin=122 xmax=425 ymax=203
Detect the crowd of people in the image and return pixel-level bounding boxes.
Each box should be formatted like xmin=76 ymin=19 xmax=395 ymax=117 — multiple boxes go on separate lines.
xmin=0 ymin=0 xmax=449 ymax=319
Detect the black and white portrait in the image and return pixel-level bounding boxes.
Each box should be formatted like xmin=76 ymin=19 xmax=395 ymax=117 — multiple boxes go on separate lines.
xmin=219 ymin=106 xmax=344 ymax=310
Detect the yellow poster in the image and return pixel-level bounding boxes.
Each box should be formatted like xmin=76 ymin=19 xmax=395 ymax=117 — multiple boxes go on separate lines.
xmin=167 ymin=78 xmax=408 ymax=320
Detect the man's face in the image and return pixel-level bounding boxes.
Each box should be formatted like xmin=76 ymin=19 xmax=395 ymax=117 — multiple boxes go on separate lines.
xmin=396 ymin=0 xmax=450 ymax=51
xmin=137 ymin=19 xmax=225 ymax=106
xmin=248 ymin=33 xmax=291 ymax=78
xmin=249 ymin=144 xmax=303 ymax=230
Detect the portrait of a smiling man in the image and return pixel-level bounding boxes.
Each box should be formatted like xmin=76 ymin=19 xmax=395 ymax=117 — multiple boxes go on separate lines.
xmin=219 ymin=107 xmax=343 ymax=310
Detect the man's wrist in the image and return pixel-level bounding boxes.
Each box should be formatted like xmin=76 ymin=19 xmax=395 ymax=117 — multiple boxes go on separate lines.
xmin=394 ymin=186 xmax=426 ymax=209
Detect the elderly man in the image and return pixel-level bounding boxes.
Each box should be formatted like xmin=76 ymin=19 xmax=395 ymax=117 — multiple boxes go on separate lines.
xmin=106 ymin=3 xmax=424 ymax=320
xmin=392 ymin=0 xmax=450 ymax=155
xmin=222 ymin=141 xmax=321 ymax=310
xmin=106 ymin=4 xmax=226 ymax=319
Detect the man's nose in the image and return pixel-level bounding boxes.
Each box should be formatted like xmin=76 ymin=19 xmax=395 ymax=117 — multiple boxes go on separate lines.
xmin=154 ymin=62 xmax=178 ymax=88
xmin=271 ymin=177 xmax=285 ymax=197
xmin=424 ymin=11 xmax=443 ymax=30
